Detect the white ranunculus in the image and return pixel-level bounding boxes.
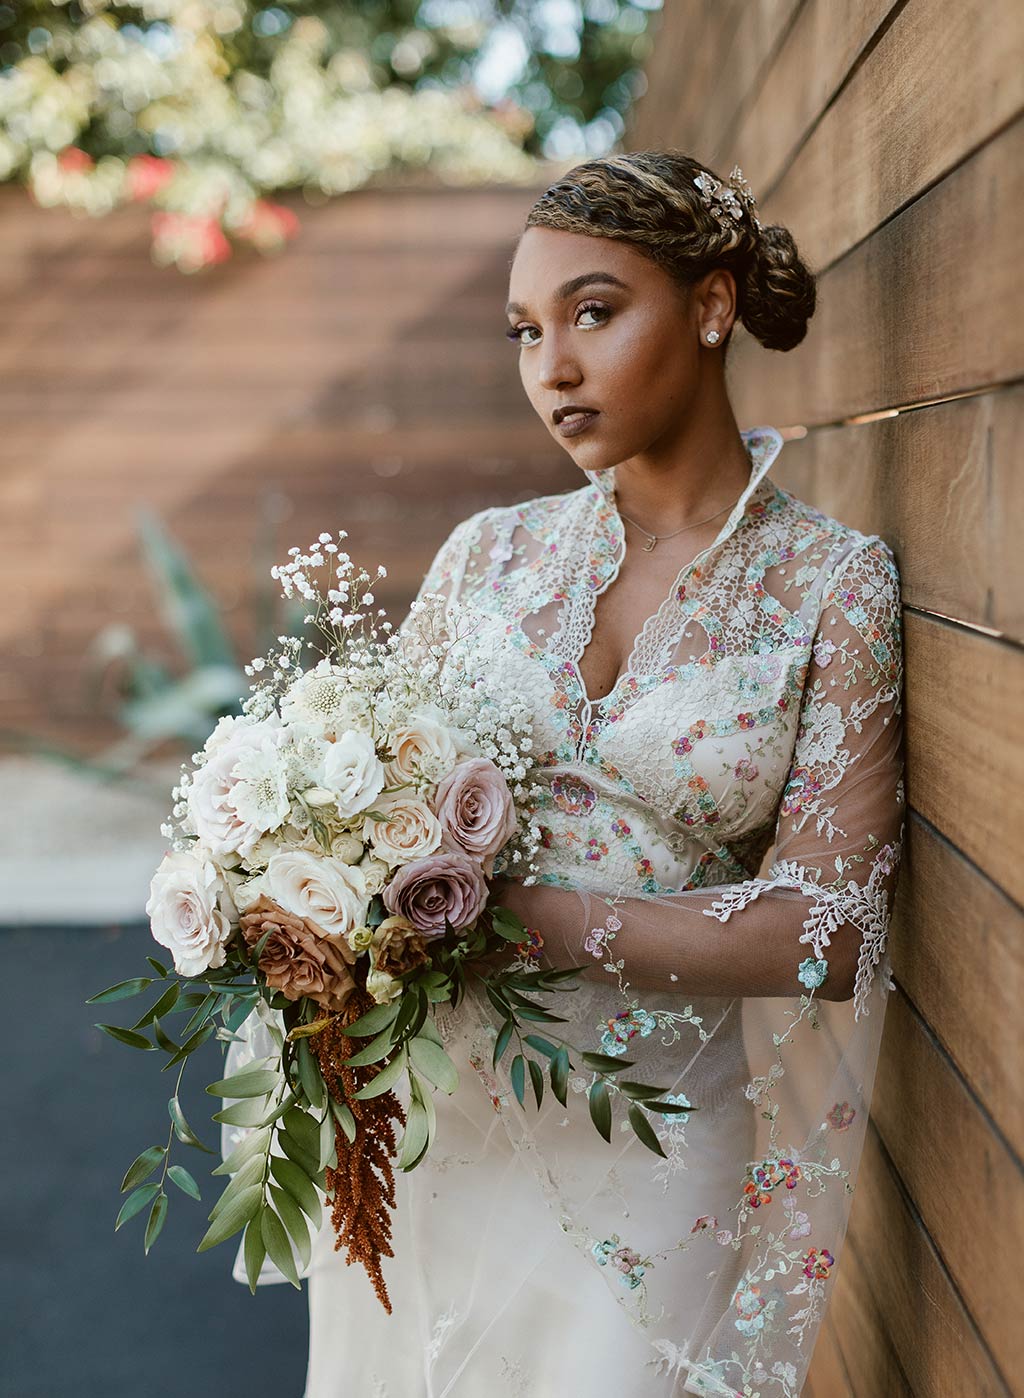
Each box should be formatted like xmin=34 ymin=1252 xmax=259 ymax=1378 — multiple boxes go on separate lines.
xmin=357 ymin=854 xmax=390 ymax=896
xmin=363 ymin=794 xmax=442 ymax=868
xmin=263 ymin=849 xmax=369 ymax=940
xmin=188 ymin=718 xmax=289 ymax=862
xmin=321 ymin=729 xmax=386 ymax=819
xmin=387 ymin=705 xmax=459 ymax=785
xmin=146 ymin=849 xmax=233 ymax=976
xmin=331 ymin=831 xmax=366 ymax=864
xmin=280 ymin=663 xmax=373 ymax=740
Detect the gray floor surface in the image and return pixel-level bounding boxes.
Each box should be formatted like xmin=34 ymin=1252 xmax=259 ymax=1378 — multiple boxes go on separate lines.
xmin=1 ymin=922 xmax=310 ymax=1398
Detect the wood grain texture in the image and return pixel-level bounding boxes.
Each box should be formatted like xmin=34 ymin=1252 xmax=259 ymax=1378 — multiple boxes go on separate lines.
xmin=837 ymin=1126 xmax=1007 ymax=1395
xmin=871 ymin=988 xmax=1022 ymax=1383
xmin=892 ymin=814 xmax=1024 ymax=1162
xmin=760 ymin=0 xmax=1024 ymax=273
xmin=768 ymin=387 xmax=1024 ymax=642
xmin=902 ymin=611 xmax=1024 ymax=905
xmin=731 ymin=117 xmax=1024 ymax=426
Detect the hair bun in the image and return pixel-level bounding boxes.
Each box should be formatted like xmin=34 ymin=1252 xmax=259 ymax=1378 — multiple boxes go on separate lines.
xmin=739 ymin=223 xmax=816 ymax=352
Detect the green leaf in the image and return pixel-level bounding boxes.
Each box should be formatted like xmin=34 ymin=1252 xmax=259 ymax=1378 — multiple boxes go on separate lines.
xmin=351 ymin=1045 xmax=407 ymax=1101
xmin=490 ymin=905 xmax=526 ymax=939
xmin=345 ymin=1025 xmax=398 ymax=1067
xmin=269 ymin=1155 xmax=322 ymax=1223
xmin=533 ymin=966 xmax=586 ymax=985
xmin=527 ymin=1056 xmax=545 ymax=1111
xmin=588 ymin=1079 xmax=612 ymax=1142
xmin=260 ymin=1206 xmax=301 ymax=1289
xmin=146 ymin=956 xmax=170 ymax=978
xmin=330 ymin=1098 xmax=356 ymax=1145
xmin=492 ymin=1018 xmax=514 ymax=1070
xmin=181 ymin=990 xmax=220 ymax=1040
xmin=161 ymin=1020 xmax=216 ymax=1070
xmin=269 ymin=1183 xmax=312 ymax=1270
xmin=243 ymin=1212 xmax=267 ymax=1294
xmin=167 ymin=1165 xmax=201 ymax=1201
xmin=278 ymin=1130 xmax=319 ymax=1179
xmin=206 ymin=1068 xmax=281 ymax=1099
xmin=337 ymin=999 xmax=401 ymax=1037
xmin=212 ymin=1097 xmax=274 ymax=1128
xmin=510 ymin=1053 xmax=526 ymax=1107
xmin=168 ymin=1096 xmax=214 ymax=1152
xmin=616 ymin=1079 xmax=666 ymax=1101
xmin=282 ymin=1106 xmax=320 ymax=1156
xmin=645 ymin=1099 xmax=697 ymax=1114
xmin=87 ymin=977 xmax=153 ymax=1004
xmin=143 ymin=1192 xmax=168 ymax=1255
xmin=627 ymin=1102 xmax=667 ymax=1159
xmin=257 ymin=1089 xmax=298 ymax=1128
xmin=524 ymin=1034 xmax=558 ymax=1059
xmin=213 ymin=1127 xmax=272 ymax=1178
xmin=97 ymin=1023 xmax=156 ymax=1051
xmin=397 ymin=1096 xmax=430 ymax=1171
xmin=154 ymin=1021 xmax=181 ymax=1055
xmin=296 ymin=1038 xmax=324 ymax=1110
xmin=550 ymin=1047 xmax=570 ymax=1107
xmin=225 ymin=996 xmax=259 ymax=1033
xmin=121 ymin=1145 xmax=166 ymax=1193
xmin=407 ymin=1037 xmax=459 ymax=1094
xmin=317 ymin=1107 xmax=337 ymax=1172
xmin=115 ymin=1182 xmax=161 ymax=1231
xmin=510 ymin=1005 xmax=568 ymax=1023
xmin=196 ymin=1184 xmax=263 ymax=1252
xmin=581 ymin=1052 xmax=635 ymax=1074
xmin=132 ymin=980 xmax=181 ymax=1028
xmin=209 ymin=1154 xmax=265 ymax=1217
xmin=484 ymin=982 xmax=511 ymax=1018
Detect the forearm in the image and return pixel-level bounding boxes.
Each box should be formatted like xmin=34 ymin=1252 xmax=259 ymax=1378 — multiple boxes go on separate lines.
xmin=489 ymin=878 xmax=858 ymax=1001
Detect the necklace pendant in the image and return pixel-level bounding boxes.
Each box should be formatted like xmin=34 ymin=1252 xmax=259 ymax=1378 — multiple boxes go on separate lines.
xmin=643 ymin=536 xmax=657 ymax=552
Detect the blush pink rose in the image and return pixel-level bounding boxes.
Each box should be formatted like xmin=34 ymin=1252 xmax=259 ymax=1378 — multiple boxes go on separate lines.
xmin=382 ymin=849 xmax=487 ymax=936
xmin=433 ymin=758 xmax=517 ymax=875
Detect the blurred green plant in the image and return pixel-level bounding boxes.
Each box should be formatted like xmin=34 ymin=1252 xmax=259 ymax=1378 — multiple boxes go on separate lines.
xmin=0 ymin=0 xmax=661 ymax=270
xmin=0 ymin=503 xmax=305 ymax=799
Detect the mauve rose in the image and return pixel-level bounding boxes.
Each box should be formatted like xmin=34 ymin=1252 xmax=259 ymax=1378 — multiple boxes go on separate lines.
xmin=382 ymin=850 xmax=487 ymax=936
xmin=240 ymin=894 xmax=356 ymax=1013
xmin=434 ymin=758 xmax=516 ymax=874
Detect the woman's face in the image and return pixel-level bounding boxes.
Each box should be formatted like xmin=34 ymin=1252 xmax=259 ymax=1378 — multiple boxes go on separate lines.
xmin=505 ymin=225 xmax=734 ymax=473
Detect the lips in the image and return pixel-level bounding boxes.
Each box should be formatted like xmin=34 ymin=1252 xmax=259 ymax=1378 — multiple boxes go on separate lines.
xmin=553 ymin=405 xmax=601 ymax=439
xmin=552 ymin=403 xmax=598 ymax=425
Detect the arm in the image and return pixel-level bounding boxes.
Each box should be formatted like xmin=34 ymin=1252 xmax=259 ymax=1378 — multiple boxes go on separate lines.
xmin=492 ymin=539 xmax=905 ymax=1014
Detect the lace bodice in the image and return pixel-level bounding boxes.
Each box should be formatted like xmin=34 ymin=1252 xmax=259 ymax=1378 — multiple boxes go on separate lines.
xmin=413 ymin=426 xmax=903 ymax=1019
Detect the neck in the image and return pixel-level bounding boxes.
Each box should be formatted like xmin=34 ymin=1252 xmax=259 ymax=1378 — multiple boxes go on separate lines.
xmin=609 ymin=400 xmax=753 ymax=536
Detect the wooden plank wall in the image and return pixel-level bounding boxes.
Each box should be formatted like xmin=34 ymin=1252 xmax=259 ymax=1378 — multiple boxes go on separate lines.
xmin=0 ymin=182 xmax=576 ymax=751
xmin=629 ymin=2 xmax=1023 ymax=1392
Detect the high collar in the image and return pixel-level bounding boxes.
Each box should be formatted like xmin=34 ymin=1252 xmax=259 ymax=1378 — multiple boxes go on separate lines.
xmin=583 ymin=425 xmax=785 ymax=555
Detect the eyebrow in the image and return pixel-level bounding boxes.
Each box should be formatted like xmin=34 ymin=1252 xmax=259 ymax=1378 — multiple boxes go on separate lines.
xmin=505 ymin=271 xmax=630 ymax=318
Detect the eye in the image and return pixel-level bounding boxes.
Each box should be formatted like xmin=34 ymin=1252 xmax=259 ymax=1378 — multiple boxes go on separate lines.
xmin=505 ymin=299 xmax=612 ymax=346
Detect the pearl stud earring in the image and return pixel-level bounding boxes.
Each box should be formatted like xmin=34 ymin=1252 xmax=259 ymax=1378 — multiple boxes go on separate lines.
xmin=705 ymin=329 xmax=721 ymax=345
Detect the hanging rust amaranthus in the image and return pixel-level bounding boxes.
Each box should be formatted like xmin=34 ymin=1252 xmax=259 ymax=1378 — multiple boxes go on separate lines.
xmin=311 ymin=985 xmax=407 ymax=1315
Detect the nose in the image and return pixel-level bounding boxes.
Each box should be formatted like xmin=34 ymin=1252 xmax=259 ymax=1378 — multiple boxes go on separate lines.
xmin=534 ymin=329 xmax=582 ymax=392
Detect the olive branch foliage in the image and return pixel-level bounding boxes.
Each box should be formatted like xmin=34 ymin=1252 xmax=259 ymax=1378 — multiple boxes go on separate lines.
xmin=89 ymin=901 xmax=694 ymax=1289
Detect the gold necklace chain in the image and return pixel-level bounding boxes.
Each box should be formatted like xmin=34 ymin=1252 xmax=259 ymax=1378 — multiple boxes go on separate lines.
xmin=616 ymin=496 xmax=737 ymax=552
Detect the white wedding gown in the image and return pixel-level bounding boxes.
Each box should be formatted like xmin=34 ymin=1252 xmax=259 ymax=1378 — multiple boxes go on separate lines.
xmin=225 ymin=427 xmax=905 ymax=1398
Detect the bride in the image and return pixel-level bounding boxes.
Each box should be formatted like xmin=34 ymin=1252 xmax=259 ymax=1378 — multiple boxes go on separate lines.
xmin=228 ymin=151 xmax=904 ymax=1398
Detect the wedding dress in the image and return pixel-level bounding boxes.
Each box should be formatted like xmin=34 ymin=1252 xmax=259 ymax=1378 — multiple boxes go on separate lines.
xmin=223 ymin=425 xmax=904 ymax=1397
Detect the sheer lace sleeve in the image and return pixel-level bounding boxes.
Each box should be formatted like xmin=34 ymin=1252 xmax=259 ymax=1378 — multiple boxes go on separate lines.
xmin=496 ymin=538 xmax=905 ymax=1021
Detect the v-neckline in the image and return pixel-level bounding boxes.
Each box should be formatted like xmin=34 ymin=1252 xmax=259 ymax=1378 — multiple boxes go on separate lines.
xmin=573 ymin=426 xmax=785 ymax=716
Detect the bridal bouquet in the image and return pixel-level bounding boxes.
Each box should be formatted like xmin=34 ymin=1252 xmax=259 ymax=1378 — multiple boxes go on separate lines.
xmin=89 ymin=531 xmax=691 ymax=1312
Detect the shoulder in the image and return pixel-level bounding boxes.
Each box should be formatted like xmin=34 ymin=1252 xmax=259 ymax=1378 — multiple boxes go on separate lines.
xmin=766 ymin=482 xmax=900 ymax=588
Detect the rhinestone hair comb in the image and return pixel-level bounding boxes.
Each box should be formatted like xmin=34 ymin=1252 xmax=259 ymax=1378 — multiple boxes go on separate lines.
xmin=692 ymin=165 xmax=763 ymax=234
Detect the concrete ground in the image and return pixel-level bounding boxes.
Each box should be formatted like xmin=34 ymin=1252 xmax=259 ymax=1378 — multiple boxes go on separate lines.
xmin=0 ymin=920 xmax=308 ymax=1397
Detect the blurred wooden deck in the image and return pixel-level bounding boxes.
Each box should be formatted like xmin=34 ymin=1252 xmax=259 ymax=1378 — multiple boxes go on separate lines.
xmin=0 ymin=181 xmax=577 ymax=749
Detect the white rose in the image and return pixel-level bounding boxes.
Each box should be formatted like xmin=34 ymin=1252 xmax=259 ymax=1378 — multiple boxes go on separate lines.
xmin=280 ymin=663 xmax=373 ymax=740
xmin=146 ymin=849 xmax=233 ymax=976
xmin=365 ymin=966 xmax=403 ymax=1005
xmin=263 ymin=849 xmax=369 ymax=940
xmin=357 ymin=854 xmax=390 ymax=896
xmin=322 ymin=730 xmax=386 ymax=820
xmin=363 ymin=794 xmax=443 ymax=868
xmin=188 ymin=719 xmax=288 ymax=861
xmin=388 ymin=706 xmax=459 ymax=785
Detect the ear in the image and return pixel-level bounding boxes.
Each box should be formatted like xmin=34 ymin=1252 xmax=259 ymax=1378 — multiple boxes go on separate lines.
xmin=695 ymin=268 xmax=738 ymax=341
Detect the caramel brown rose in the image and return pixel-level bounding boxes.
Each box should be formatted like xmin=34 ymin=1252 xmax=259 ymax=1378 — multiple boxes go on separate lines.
xmin=371 ymin=915 xmax=432 ymax=977
xmin=240 ymin=894 xmax=356 ymax=1013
